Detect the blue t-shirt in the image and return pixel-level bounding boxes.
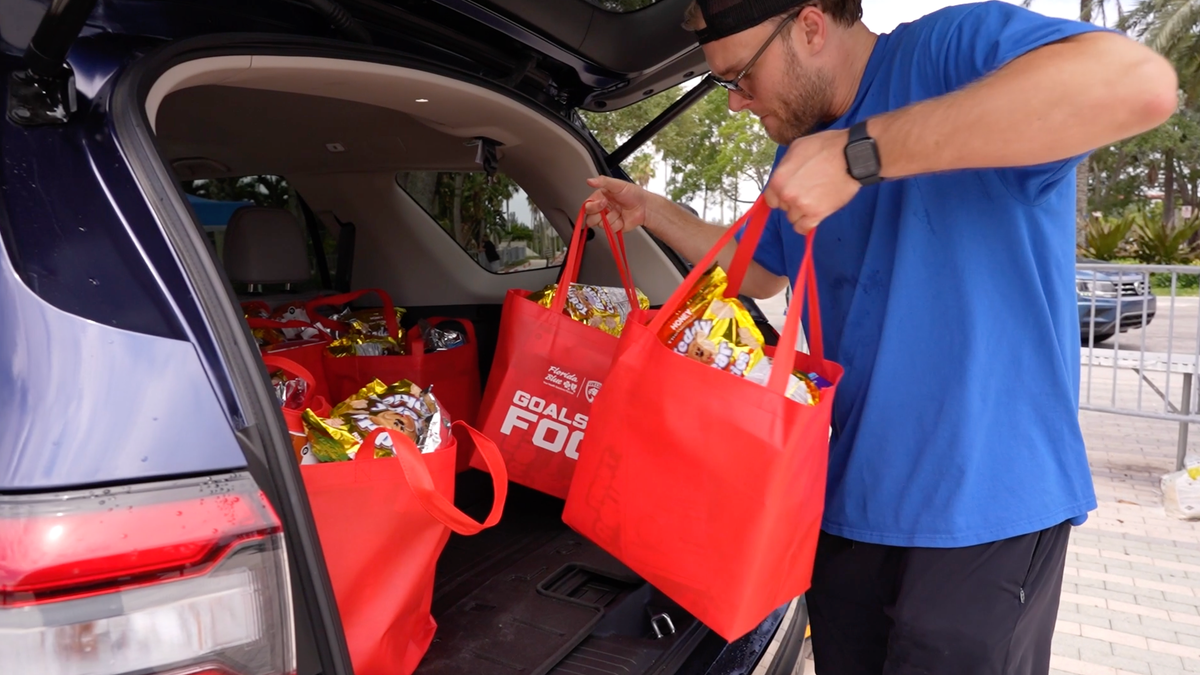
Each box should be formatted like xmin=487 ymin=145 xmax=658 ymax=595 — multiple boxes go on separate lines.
xmin=741 ymin=2 xmax=1103 ymax=547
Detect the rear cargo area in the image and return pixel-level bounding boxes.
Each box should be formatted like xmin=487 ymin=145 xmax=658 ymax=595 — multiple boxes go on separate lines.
xmin=145 ymin=58 xmax=720 ymax=675
xmin=425 ymin=471 xmax=706 ymax=675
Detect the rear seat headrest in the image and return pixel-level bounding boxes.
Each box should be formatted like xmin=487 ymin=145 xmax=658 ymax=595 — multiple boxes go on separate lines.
xmin=222 ymin=206 xmax=311 ymax=285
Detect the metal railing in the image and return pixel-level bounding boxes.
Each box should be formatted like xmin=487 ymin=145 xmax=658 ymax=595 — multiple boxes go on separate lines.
xmin=1078 ymin=262 xmax=1200 ymax=470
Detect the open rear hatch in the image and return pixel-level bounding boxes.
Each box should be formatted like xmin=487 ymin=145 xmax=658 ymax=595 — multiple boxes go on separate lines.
xmin=341 ymin=0 xmax=708 ymax=112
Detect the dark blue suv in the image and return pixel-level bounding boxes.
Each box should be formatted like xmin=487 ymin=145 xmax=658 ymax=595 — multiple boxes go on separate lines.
xmin=1076 ymin=258 xmax=1157 ymax=344
xmin=0 ymin=2 xmax=803 ymax=675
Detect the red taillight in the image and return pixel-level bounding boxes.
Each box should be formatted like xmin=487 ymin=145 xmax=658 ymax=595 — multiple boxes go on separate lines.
xmin=0 ymin=474 xmax=295 ymax=675
xmin=1 ymin=489 xmax=278 ymax=606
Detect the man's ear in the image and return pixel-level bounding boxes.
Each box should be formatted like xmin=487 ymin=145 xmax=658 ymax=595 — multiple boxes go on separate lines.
xmin=797 ymin=6 xmax=827 ymax=55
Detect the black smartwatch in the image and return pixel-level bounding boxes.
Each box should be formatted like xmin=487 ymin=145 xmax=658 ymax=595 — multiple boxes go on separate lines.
xmin=845 ymin=120 xmax=883 ymax=186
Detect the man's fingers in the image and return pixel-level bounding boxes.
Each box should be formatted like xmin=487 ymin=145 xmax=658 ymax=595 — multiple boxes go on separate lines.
xmin=584 ymin=177 xmax=645 ymax=232
xmin=585 ymin=207 xmax=627 ymax=233
xmin=589 ymin=175 xmax=630 ymax=194
xmin=584 ymin=195 xmax=608 ymax=214
xmin=793 ymin=215 xmax=822 ymax=234
xmin=763 ymin=187 xmax=780 ymax=210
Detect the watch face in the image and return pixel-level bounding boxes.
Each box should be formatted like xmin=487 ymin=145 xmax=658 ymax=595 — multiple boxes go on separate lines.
xmin=846 ymin=140 xmax=881 ymax=179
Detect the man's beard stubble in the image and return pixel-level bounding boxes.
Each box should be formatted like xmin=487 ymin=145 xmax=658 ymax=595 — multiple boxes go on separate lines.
xmin=765 ymin=45 xmax=834 ymax=145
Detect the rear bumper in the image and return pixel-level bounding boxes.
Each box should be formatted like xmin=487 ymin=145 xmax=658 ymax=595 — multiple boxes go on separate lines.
xmin=1079 ymin=295 xmax=1157 ymax=335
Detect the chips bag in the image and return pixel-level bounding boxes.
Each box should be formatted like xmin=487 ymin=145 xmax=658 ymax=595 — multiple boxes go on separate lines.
xmin=418 ymin=318 xmax=466 ymax=352
xmin=658 ymin=266 xmax=765 ymax=377
xmin=744 ymin=358 xmax=830 ymax=406
xmin=302 ymin=379 xmax=448 ymax=462
xmin=242 ymin=301 xmax=285 ymax=348
xmin=270 ymin=368 xmax=309 ymax=410
xmin=528 ymin=283 xmax=650 ymax=337
xmin=270 ymin=302 xmax=325 ymax=342
xmin=326 ymin=307 xmax=408 ymax=357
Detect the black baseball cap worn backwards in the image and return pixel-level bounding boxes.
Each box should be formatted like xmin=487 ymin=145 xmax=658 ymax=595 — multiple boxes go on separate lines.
xmin=693 ymin=0 xmax=807 ymax=44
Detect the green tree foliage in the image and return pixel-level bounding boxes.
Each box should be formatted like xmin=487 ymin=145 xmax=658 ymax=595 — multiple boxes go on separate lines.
xmin=1134 ymin=206 xmax=1200 ymax=263
xmin=397 ymin=171 xmax=519 ymax=252
xmin=1079 ymin=208 xmax=1137 ymax=260
xmin=1122 ymin=0 xmax=1200 ymax=101
xmin=580 ymin=88 xmax=683 ymax=152
xmin=581 ymin=84 xmax=777 ymax=223
xmin=185 ymin=175 xmax=294 ymax=210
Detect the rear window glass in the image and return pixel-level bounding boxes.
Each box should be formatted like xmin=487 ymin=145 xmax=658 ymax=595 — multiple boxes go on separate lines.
xmin=580 ymin=0 xmax=661 ymax=11
xmin=395 ymin=171 xmax=566 ymax=274
xmin=181 ymin=175 xmax=334 ymax=290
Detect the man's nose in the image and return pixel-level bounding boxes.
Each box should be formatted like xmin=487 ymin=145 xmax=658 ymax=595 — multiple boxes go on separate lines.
xmin=727 ymin=90 xmax=753 ymax=113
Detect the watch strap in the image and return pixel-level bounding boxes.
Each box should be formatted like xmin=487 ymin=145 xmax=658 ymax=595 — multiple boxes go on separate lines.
xmin=849 ymin=120 xmax=871 ymax=143
xmin=846 ymin=120 xmax=883 ymax=186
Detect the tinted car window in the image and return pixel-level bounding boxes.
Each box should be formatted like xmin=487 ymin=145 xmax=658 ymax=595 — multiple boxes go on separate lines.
xmin=395 ymin=171 xmax=566 ymax=274
xmin=182 ymin=175 xmax=333 ymax=291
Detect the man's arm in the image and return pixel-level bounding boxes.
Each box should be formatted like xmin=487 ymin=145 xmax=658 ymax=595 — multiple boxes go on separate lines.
xmin=765 ymin=31 xmax=1177 ymax=232
xmin=642 ymin=192 xmax=789 ymax=299
xmin=872 ymin=32 xmax=1176 ymax=179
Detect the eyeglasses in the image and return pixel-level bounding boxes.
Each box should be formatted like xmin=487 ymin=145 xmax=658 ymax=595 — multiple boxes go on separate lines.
xmin=709 ymin=9 xmax=801 ymax=101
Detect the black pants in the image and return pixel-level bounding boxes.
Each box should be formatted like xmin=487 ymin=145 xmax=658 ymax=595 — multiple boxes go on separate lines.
xmin=806 ymin=521 xmax=1071 ymax=675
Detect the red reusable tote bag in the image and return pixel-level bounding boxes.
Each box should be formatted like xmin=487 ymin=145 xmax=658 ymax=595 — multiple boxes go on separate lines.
xmin=308 ymin=289 xmax=482 ymax=429
xmin=247 ymin=312 xmax=333 ymax=402
xmin=406 ymin=316 xmax=482 ymax=427
xmin=301 ymin=423 xmax=508 ymax=675
xmin=260 ymin=354 xmax=331 ymax=462
xmin=474 ymin=208 xmax=638 ymax=499
xmin=563 ymin=198 xmax=843 ymax=642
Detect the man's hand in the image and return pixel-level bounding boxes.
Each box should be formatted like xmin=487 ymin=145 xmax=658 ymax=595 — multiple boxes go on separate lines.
xmin=580 ymin=175 xmax=790 ymax=299
xmin=763 ymin=128 xmax=861 ymax=234
xmin=583 ymin=176 xmax=650 ymax=234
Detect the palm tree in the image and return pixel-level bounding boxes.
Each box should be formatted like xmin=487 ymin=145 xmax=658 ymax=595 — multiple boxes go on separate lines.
xmin=1122 ymin=2 xmax=1200 ymax=102
xmin=1117 ymin=2 xmax=1200 ymax=228
xmin=1023 ymin=1 xmax=1122 ymax=242
xmin=1122 ymin=0 xmax=1200 ymax=52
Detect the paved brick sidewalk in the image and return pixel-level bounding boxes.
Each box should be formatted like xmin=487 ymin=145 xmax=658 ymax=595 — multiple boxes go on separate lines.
xmin=1050 ymin=406 xmax=1200 ymax=675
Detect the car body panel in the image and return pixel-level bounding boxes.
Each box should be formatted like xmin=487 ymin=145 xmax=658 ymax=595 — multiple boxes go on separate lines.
xmin=1 ymin=33 xmax=255 ymax=490
xmin=1076 ymin=267 xmax=1157 ymax=340
xmin=0 ymin=222 xmax=246 ymax=490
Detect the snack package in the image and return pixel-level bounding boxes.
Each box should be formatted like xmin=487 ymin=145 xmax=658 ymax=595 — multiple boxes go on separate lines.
xmin=325 ymin=307 xmax=408 ymax=357
xmin=270 ymin=302 xmax=324 ymax=342
xmin=270 ymin=368 xmax=309 ymax=410
xmin=302 ymin=379 xmax=448 ymax=462
xmin=267 ymin=367 xmax=315 ymax=462
xmin=242 ymin=301 xmax=285 ymax=348
xmin=1163 ymin=466 xmax=1200 ymax=521
xmin=658 ymin=266 xmax=765 ymax=377
xmin=528 ymin=283 xmax=651 ymax=337
xmin=418 ymin=318 xmax=466 ymax=352
xmin=744 ymin=358 xmax=828 ymax=406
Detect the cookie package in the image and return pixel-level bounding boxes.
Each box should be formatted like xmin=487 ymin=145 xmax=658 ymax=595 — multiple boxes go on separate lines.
xmin=302 ymin=379 xmax=449 ymax=462
xmin=529 ymin=283 xmax=650 ymax=337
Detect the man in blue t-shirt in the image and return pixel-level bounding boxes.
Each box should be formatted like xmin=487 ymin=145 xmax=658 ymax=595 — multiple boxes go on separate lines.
xmin=583 ymin=0 xmax=1177 ymax=672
